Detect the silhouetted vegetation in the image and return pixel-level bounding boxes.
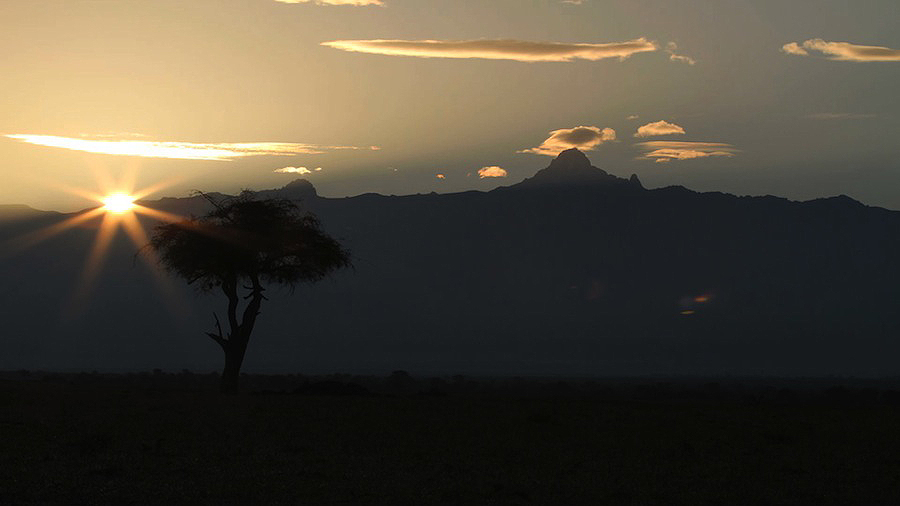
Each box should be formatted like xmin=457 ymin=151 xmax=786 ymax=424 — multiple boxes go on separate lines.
xmin=149 ymin=194 xmax=350 ymax=394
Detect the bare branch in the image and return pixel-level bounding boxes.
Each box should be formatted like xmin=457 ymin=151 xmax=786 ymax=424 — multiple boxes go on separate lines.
xmin=205 ymin=332 xmax=226 ymax=350
xmin=213 ymin=312 xmax=225 ymax=341
xmin=193 ymin=190 xmax=226 ymax=213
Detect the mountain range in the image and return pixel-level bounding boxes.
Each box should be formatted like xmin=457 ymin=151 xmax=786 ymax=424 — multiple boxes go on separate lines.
xmin=2 ymin=148 xmax=899 ymax=376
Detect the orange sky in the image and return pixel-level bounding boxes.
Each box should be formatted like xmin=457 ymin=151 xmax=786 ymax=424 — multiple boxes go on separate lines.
xmin=1 ymin=0 xmax=898 ymax=210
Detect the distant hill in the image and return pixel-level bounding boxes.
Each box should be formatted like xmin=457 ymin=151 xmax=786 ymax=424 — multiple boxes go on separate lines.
xmin=0 ymin=204 xmax=58 ymax=222
xmin=1 ymin=149 xmax=898 ymax=376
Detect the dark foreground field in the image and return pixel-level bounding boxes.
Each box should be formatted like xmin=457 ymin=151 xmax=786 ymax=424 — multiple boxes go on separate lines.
xmin=2 ymin=372 xmax=900 ymax=505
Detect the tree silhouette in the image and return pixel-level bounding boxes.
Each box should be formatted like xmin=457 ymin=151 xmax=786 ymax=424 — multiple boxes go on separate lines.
xmin=150 ymin=193 xmax=350 ymax=394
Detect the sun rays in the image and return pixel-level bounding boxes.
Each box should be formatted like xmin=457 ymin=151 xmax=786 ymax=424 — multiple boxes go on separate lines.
xmin=2 ymin=165 xmax=191 ymax=317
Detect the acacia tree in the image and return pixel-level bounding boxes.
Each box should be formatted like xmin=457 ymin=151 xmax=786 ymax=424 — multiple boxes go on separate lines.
xmin=150 ymin=193 xmax=350 ymax=394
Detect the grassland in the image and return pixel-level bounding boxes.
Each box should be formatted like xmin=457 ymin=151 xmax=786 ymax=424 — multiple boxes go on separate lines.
xmin=2 ymin=372 xmax=900 ymax=505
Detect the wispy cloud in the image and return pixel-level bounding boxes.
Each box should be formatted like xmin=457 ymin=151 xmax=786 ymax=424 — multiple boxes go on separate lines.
xmin=79 ymin=132 xmax=150 ymax=139
xmin=782 ymin=39 xmax=900 ymax=62
xmin=520 ymin=126 xmax=616 ymax=156
xmin=322 ymin=38 xmax=658 ymax=62
xmin=665 ymin=42 xmax=696 ymax=65
xmin=5 ymin=134 xmax=377 ymax=161
xmin=274 ymin=0 xmax=383 ymax=5
xmin=807 ymin=112 xmax=876 ymax=120
xmin=634 ymin=120 xmax=686 ymax=138
xmin=781 ymin=42 xmax=808 ymax=56
xmin=636 ymin=141 xmax=737 ymax=163
xmin=275 ymin=166 xmax=323 ymax=174
xmin=478 ymin=166 xmax=508 ymax=178
xmin=669 ymin=53 xmax=696 ymax=65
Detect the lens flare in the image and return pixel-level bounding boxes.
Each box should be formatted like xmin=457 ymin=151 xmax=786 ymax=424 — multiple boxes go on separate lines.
xmin=1 ymin=166 xmax=190 ymax=318
xmin=102 ymin=193 xmax=136 ymax=213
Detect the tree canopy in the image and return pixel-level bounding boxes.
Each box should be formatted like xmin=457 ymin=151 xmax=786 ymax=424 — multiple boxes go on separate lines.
xmin=151 ymin=194 xmax=350 ymax=291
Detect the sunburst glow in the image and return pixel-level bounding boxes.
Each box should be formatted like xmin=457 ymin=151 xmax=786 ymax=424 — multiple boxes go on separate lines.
xmin=102 ymin=193 xmax=136 ymax=213
xmin=1 ymin=165 xmax=190 ymax=316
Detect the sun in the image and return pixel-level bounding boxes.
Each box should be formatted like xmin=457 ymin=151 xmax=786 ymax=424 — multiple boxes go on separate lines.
xmin=3 ymin=165 xmax=190 ymax=316
xmin=102 ymin=193 xmax=136 ymax=213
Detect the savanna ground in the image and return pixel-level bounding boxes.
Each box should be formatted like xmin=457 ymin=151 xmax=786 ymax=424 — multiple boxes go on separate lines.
xmin=2 ymin=371 xmax=900 ymax=505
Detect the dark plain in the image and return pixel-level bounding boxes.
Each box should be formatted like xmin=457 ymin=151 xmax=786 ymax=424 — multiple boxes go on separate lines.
xmin=2 ymin=371 xmax=900 ymax=505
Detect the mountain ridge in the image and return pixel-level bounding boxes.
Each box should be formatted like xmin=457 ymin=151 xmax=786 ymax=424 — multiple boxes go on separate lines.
xmin=0 ymin=149 xmax=898 ymax=376
xmin=0 ymin=148 xmax=879 ymax=216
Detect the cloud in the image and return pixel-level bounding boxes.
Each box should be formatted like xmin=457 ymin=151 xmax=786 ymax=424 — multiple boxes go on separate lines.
xmin=5 ymin=134 xmax=378 ymax=161
xmin=322 ymin=38 xmax=658 ymax=62
xmin=79 ymin=132 xmax=149 ymax=139
xmin=782 ymin=39 xmax=900 ymax=62
xmin=636 ymin=141 xmax=737 ymax=163
xmin=634 ymin=120 xmax=686 ymax=138
xmin=519 ymin=126 xmax=616 ymax=156
xmin=477 ymin=166 xmax=508 ymax=178
xmin=627 ymin=115 xmax=639 ymax=120
xmin=665 ymin=42 xmax=696 ymax=65
xmin=669 ymin=53 xmax=696 ymax=65
xmin=435 ymin=173 xmax=446 ymax=179
xmin=781 ymin=42 xmax=809 ymax=56
xmin=807 ymin=112 xmax=876 ymax=120
xmin=274 ymin=0 xmax=383 ymax=5
xmin=274 ymin=166 xmax=316 ymax=174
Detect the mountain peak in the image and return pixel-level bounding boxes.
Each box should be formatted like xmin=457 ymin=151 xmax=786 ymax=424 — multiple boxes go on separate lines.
xmin=548 ymin=148 xmax=593 ymax=170
xmin=282 ymin=178 xmax=317 ymax=195
xmin=251 ymin=178 xmax=319 ymax=201
xmin=517 ymin=148 xmax=619 ymax=187
xmin=629 ymin=173 xmax=644 ymax=189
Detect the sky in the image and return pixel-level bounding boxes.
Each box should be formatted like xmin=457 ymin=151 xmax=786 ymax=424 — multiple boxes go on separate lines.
xmin=1 ymin=0 xmax=898 ymax=211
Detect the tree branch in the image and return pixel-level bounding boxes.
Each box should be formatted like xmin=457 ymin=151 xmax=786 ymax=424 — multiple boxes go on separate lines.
xmin=242 ymin=284 xmax=268 ymax=300
xmin=205 ymin=332 xmax=226 ymax=349
xmin=213 ymin=312 xmax=225 ymax=341
xmin=204 ymin=312 xmax=228 ymax=351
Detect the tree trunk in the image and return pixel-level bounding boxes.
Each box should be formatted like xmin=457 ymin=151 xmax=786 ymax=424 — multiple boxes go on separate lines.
xmin=217 ymin=277 xmax=263 ymax=395
xmin=220 ymin=340 xmax=248 ymax=395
